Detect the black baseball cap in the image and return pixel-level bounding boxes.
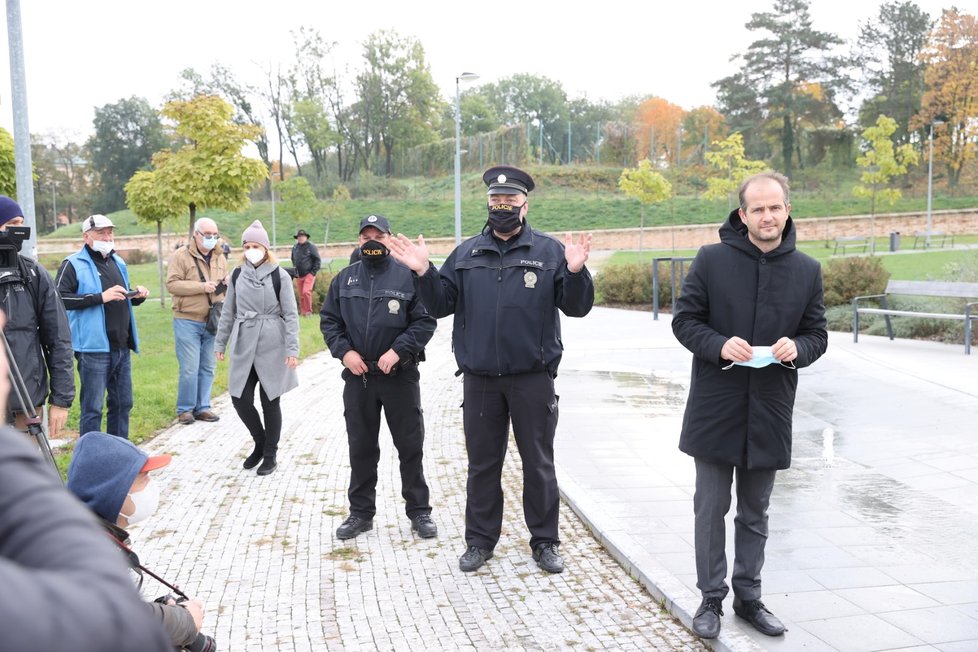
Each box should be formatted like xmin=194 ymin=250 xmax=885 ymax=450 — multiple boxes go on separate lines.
xmin=358 ymin=215 xmax=392 ymax=234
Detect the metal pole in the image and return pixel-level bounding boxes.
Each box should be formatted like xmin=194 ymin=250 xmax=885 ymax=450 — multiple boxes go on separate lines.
xmin=453 ymin=77 xmax=462 ymax=246
xmin=566 ymin=121 xmax=571 ymax=165
xmin=6 ymin=0 xmax=36 ymax=258
xmin=538 ymin=122 xmax=543 ymax=165
xmin=926 ymin=122 xmax=934 ymax=249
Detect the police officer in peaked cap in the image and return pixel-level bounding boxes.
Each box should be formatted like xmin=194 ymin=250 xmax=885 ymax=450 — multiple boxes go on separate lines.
xmin=388 ymin=165 xmax=594 ymax=574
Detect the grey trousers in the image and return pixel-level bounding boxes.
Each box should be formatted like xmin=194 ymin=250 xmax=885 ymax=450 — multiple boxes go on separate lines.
xmin=694 ymin=458 xmax=777 ymax=601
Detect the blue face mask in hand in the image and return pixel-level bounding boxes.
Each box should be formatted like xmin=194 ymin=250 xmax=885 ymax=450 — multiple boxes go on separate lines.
xmin=723 ymin=345 xmax=795 ymax=370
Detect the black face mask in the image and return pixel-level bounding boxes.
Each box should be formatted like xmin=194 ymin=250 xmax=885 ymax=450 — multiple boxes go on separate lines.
xmin=359 ymin=239 xmax=390 ymax=263
xmin=487 ymin=203 xmax=523 ymax=234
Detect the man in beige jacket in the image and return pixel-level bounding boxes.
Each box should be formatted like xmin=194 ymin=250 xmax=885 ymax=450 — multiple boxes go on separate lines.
xmin=166 ymin=218 xmax=228 ymax=425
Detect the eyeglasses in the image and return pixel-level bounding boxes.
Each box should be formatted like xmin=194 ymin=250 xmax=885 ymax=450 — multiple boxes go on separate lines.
xmin=197 ymin=231 xmax=220 ymax=238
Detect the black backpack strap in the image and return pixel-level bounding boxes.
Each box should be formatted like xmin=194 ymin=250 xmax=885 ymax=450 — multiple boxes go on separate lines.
xmin=17 ymin=256 xmax=42 ymax=325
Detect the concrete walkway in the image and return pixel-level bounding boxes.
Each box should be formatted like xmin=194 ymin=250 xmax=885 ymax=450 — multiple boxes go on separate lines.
xmin=556 ymin=307 xmax=978 ymax=651
xmin=130 ymin=305 xmax=978 ymax=651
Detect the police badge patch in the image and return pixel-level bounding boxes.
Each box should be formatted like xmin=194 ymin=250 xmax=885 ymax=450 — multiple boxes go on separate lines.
xmin=388 ymin=299 xmax=400 ymax=314
xmin=524 ymin=271 xmax=537 ymax=288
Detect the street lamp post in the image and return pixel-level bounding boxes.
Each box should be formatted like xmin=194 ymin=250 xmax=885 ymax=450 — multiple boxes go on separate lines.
xmin=454 ymin=72 xmax=479 ymax=246
xmin=925 ymin=120 xmax=944 ymax=248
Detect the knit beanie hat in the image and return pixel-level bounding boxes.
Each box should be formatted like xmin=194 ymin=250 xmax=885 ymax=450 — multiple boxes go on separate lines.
xmin=242 ymin=220 xmax=270 ymax=248
xmin=66 ymin=431 xmax=172 ymax=523
xmin=0 ymin=195 xmax=24 ymax=227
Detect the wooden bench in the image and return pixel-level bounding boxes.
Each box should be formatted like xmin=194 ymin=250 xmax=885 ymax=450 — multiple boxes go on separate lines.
xmin=833 ymin=236 xmax=869 ymax=255
xmin=912 ymin=231 xmax=954 ymax=249
xmin=853 ymin=280 xmax=978 ymax=354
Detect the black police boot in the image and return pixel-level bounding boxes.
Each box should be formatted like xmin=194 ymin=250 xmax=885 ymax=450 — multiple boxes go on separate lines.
xmin=336 ymin=515 xmax=373 ymax=540
xmin=410 ymin=513 xmax=438 ymax=539
xmin=459 ymin=546 xmax=493 ymax=572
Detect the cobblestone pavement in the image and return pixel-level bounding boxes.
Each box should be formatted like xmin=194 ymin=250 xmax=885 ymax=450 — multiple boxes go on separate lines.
xmin=133 ymin=324 xmax=707 ymax=651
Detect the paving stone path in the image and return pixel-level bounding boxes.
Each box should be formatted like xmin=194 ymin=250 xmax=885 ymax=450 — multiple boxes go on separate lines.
xmin=132 ymin=325 xmax=706 ymax=651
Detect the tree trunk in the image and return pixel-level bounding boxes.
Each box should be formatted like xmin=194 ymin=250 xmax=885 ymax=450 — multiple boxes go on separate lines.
xmin=156 ymin=220 xmax=166 ymax=307
xmin=782 ymin=114 xmax=793 ymax=178
xmin=187 ymin=202 xmax=197 ymax=242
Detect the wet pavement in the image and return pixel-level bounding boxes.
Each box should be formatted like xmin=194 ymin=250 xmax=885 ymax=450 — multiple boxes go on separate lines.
xmin=120 ymin=303 xmax=978 ymax=651
xmin=556 ymin=307 xmax=978 ymax=651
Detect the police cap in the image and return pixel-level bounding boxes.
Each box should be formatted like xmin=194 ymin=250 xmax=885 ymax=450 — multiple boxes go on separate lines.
xmin=483 ymin=166 xmax=535 ymax=195
xmin=358 ymin=214 xmax=392 ymax=234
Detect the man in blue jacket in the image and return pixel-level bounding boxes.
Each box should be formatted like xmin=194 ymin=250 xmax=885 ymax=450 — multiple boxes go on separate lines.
xmin=322 ymin=215 xmax=438 ymax=541
xmin=56 ymin=214 xmax=148 ymax=439
xmin=672 ymin=172 xmax=827 ymax=640
xmin=389 ymin=166 xmax=594 ymax=574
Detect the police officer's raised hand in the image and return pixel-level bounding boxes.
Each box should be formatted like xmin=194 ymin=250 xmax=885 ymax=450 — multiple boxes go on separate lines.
xmin=377 ymin=349 xmax=400 ymax=374
xmin=388 ymin=234 xmax=430 ymax=275
xmin=342 ymin=350 xmax=369 ymax=375
xmin=564 ymin=232 xmax=592 ymax=273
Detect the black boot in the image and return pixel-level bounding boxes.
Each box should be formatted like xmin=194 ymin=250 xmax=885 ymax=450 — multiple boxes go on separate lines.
xmin=257 ymin=455 xmax=277 ymax=476
xmin=242 ymin=438 xmax=264 ymax=470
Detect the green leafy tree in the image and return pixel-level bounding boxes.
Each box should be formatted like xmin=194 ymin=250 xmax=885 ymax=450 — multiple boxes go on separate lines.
xmin=274 ymin=176 xmax=320 ymax=236
xmin=355 ymin=30 xmax=440 ymax=176
xmin=87 ymin=97 xmax=167 ymax=214
xmin=717 ymin=0 xmax=846 ymax=177
xmin=124 ymin=172 xmax=182 ymax=305
xmin=323 ymin=185 xmax=351 ymax=246
xmin=618 ymin=160 xmax=673 ymax=258
xmin=853 ymin=114 xmax=919 ymax=253
xmin=855 ymin=1 xmax=932 ymax=144
xmin=0 ymin=127 xmax=16 ymax=197
xmin=125 ymin=94 xmax=268 ymax=244
xmin=703 ymin=133 xmax=767 ymax=209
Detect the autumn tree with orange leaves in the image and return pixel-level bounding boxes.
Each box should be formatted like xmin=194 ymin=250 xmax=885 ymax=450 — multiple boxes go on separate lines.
xmin=913 ymin=8 xmax=978 ymax=190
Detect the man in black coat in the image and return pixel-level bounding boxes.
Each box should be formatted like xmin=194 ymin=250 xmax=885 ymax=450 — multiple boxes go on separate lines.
xmin=321 ymin=215 xmax=438 ymax=541
xmin=0 ymin=196 xmax=74 ymax=438
xmin=291 ymin=229 xmax=321 ymax=316
xmin=388 ymin=166 xmax=594 ymax=574
xmin=672 ymin=172 xmax=827 ymax=640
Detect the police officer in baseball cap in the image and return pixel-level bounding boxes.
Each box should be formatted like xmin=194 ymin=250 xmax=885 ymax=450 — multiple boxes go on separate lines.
xmin=388 ymin=165 xmax=594 ymax=574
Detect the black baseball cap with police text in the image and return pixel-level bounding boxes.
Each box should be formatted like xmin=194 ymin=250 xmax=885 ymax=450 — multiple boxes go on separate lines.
xmin=358 ymin=215 xmax=392 ymax=234
xmin=483 ymin=166 xmax=535 ymax=195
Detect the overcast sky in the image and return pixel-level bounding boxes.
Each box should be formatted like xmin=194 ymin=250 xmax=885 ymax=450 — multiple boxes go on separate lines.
xmin=0 ymin=0 xmax=958 ymax=142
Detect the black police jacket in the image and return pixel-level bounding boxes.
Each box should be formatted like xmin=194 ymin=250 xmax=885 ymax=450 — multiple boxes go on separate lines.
xmin=320 ymin=256 xmax=435 ymax=364
xmin=416 ymin=220 xmax=594 ymax=376
xmin=0 ymin=256 xmax=74 ymax=413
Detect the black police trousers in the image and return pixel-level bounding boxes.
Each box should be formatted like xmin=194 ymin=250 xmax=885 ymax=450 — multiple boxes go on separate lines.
xmin=342 ymin=366 xmax=431 ymax=520
xmin=462 ymin=371 xmax=559 ymax=551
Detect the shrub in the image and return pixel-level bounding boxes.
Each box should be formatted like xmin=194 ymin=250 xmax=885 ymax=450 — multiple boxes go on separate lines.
xmin=595 ymin=263 xmax=678 ymax=308
xmin=822 ymin=256 xmax=889 ymax=307
xmin=117 ymin=248 xmax=154 ymax=265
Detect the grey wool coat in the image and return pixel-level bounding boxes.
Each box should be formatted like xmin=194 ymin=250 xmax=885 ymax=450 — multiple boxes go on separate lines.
xmin=214 ymin=261 xmax=300 ymax=400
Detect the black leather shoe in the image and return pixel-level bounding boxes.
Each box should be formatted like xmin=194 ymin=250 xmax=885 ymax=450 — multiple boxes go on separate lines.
xmin=532 ymin=543 xmax=564 ymax=573
xmin=336 ymin=515 xmax=373 ymax=540
xmin=459 ymin=546 xmax=493 ymax=572
xmin=256 ymin=457 xmax=277 ymax=476
xmin=692 ymin=597 xmax=723 ymax=639
xmin=733 ymin=598 xmax=785 ymax=636
xmin=411 ymin=514 xmax=438 ymax=538
xmin=242 ymin=448 xmax=263 ymax=470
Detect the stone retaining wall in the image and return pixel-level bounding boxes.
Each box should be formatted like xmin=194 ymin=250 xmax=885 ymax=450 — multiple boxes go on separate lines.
xmin=37 ymin=208 xmax=978 ymax=260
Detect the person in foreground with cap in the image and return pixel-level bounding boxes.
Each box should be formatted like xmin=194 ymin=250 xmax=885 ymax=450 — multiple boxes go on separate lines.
xmin=56 ymin=214 xmax=149 ymax=440
xmin=291 ymin=228 xmax=321 ymax=317
xmin=0 ymin=310 xmax=172 ymax=652
xmin=0 ymin=195 xmax=74 ymax=439
xmin=66 ymin=431 xmax=208 ymax=649
xmin=166 ymin=217 xmax=229 ymax=426
xmin=215 ymin=220 xmax=300 ymax=476
xmin=389 ymin=166 xmax=594 ymax=574
xmin=321 ymin=215 xmax=438 ymax=541
xmin=672 ymin=172 xmax=827 ymax=640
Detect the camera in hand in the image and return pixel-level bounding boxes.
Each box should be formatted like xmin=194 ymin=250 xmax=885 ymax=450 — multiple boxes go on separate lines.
xmin=154 ymin=594 xmax=217 ymax=652
xmin=0 ymin=225 xmax=29 ymax=272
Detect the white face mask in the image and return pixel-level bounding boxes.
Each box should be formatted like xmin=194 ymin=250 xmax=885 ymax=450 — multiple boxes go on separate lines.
xmin=122 ymin=477 xmax=160 ymax=525
xmin=244 ymin=248 xmax=266 ymax=265
xmin=199 ymin=235 xmax=219 ymax=251
xmin=90 ymin=239 xmax=114 ymax=256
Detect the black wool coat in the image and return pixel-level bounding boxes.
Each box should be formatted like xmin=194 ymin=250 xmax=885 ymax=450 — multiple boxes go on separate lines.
xmin=671 ymin=211 xmax=827 ymax=470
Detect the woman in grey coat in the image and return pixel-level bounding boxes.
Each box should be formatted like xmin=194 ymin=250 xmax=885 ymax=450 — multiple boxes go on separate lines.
xmin=215 ymin=220 xmax=299 ymax=476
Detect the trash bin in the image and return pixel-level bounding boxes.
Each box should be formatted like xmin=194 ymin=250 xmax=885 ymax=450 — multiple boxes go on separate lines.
xmin=889 ymin=232 xmax=900 ymax=252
